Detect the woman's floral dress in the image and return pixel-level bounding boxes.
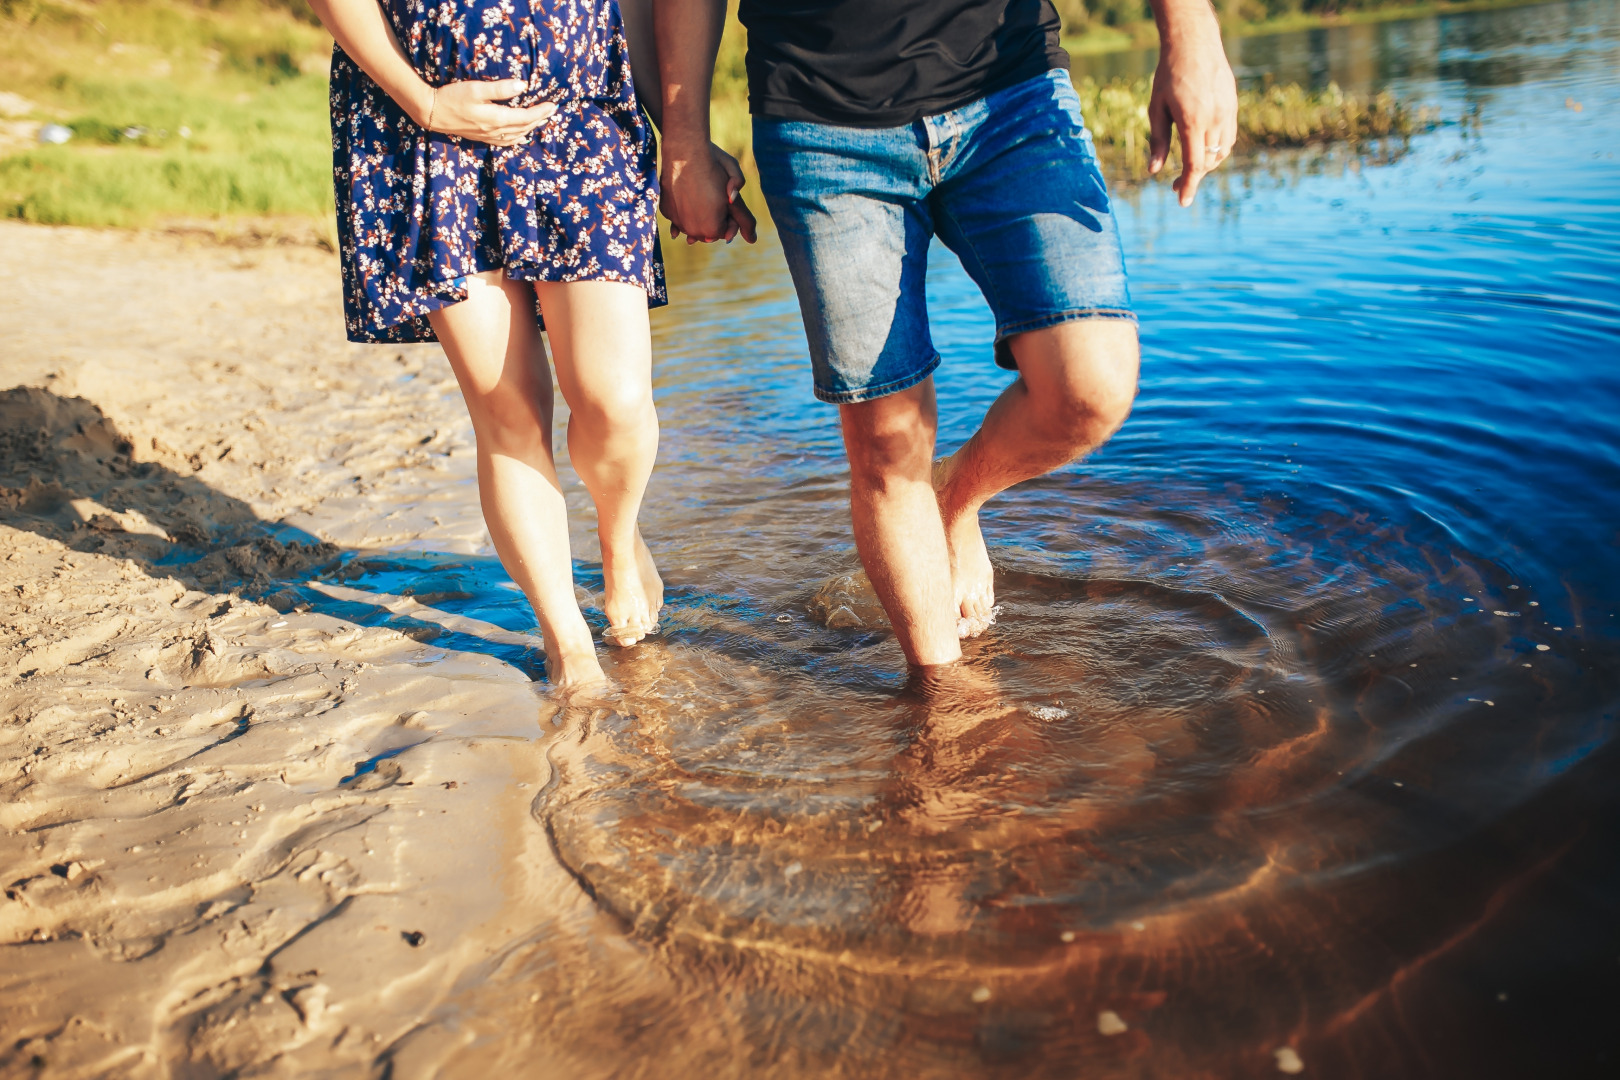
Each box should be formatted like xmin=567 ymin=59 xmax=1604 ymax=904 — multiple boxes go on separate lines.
xmin=330 ymin=0 xmax=665 ymax=344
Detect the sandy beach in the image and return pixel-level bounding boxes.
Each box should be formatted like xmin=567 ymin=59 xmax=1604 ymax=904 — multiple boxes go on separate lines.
xmin=0 ymin=222 xmax=583 ymax=1075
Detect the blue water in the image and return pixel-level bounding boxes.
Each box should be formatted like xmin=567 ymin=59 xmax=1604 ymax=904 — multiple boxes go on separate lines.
xmin=317 ymin=3 xmax=1620 ymax=1074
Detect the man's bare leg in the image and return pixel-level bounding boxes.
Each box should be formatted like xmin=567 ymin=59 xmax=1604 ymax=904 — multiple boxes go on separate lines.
xmin=839 ymin=380 xmax=962 ymax=668
xmin=935 ymin=319 xmax=1140 ymax=633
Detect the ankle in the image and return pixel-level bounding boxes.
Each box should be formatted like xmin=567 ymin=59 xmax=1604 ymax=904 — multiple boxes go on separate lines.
xmin=941 ymin=498 xmax=984 ymax=532
xmin=598 ymin=531 xmax=641 ymax=566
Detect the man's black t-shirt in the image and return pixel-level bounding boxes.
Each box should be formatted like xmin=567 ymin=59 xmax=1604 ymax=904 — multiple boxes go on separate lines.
xmin=738 ymin=0 xmax=1070 ymax=128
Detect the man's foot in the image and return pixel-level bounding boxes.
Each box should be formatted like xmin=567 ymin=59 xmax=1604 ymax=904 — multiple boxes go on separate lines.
xmin=601 ymin=529 xmax=664 ymax=647
xmin=932 ymin=455 xmax=996 ymax=638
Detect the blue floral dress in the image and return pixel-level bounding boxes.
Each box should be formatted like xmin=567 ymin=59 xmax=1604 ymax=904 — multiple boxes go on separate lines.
xmin=330 ymin=0 xmax=665 ymax=344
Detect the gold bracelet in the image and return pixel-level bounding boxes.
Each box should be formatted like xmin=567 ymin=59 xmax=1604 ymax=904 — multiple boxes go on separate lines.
xmin=425 ymin=87 xmax=438 ymax=133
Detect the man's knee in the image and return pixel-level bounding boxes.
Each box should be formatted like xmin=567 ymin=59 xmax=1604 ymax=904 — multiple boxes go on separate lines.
xmin=1013 ymin=320 xmax=1139 ymax=448
xmin=1050 ymin=363 xmax=1137 ymax=442
xmin=840 ymin=396 xmax=935 ymax=493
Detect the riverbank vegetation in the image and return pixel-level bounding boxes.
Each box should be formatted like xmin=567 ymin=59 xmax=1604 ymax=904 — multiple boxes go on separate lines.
xmin=1055 ymin=0 xmax=1557 ymax=54
xmin=0 ymin=0 xmax=1469 ymax=236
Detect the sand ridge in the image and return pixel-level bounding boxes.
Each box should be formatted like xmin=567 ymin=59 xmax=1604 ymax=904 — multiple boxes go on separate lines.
xmin=0 ymin=223 xmax=585 ymax=1076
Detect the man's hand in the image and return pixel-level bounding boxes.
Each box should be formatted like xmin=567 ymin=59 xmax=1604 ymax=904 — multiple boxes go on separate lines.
xmin=1147 ymin=0 xmax=1238 ymax=207
xmin=662 ymin=141 xmax=758 ymax=244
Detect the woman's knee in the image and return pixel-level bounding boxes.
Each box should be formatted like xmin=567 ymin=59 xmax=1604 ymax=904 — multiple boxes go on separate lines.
xmin=567 ymin=382 xmax=656 ymax=441
xmin=465 ymin=381 xmax=552 ymax=454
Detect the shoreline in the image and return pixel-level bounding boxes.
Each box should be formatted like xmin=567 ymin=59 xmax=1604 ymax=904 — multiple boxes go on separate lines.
xmin=1062 ymin=0 xmax=1563 ymax=57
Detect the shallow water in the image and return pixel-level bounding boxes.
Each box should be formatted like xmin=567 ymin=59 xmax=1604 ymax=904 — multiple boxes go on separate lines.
xmin=307 ymin=3 xmax=1620 ymax=1075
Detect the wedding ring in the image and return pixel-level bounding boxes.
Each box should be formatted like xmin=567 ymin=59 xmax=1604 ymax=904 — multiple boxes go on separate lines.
xmin=1206 ymin=144 xmax=1226 ymax=156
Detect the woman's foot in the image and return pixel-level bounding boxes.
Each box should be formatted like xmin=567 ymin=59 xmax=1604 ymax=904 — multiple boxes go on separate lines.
xmin=546 ymin=637 xmax=608 ymax=690
xmin=600 ymin=529 xmax=664 ymax=647
xmin=932 ymin=455 xmax=996 ymax=638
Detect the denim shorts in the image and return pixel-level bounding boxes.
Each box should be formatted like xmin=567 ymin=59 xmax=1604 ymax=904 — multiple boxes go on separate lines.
xmin=753 ymin=68 xmax=1135 ymax=404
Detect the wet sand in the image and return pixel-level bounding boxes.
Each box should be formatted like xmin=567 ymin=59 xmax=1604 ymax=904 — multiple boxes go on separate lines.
xmin=0 ymin=222 xmax=576 ymax=1075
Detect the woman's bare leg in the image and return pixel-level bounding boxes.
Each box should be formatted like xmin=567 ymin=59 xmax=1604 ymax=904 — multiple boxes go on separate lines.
xmin=427 ymin=270 xmax=604 ymax=688
xmin=535 ymin=280 xmax=663 ymax=647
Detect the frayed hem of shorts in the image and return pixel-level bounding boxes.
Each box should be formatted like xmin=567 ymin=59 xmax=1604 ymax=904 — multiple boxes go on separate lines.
xmin=812 ymin=353 xmax=942 ymax=404
xmin=993 ymin=308 xmax=1136 ymax=369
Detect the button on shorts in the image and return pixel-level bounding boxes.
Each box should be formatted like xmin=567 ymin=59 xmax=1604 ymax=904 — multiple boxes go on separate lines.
xmin=754 ymin=68 xmax=1136 ymax=404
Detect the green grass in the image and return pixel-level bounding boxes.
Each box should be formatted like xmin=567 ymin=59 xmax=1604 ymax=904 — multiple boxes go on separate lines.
xmin=0 ymin=0 xmax=1466 ymax=236
xmin=0 ymin=0 xmax=334 ymax=230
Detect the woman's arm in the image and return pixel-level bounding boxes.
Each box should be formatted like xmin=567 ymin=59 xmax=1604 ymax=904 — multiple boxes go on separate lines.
xmin=308 ymin=0 xmax=556 ymax=146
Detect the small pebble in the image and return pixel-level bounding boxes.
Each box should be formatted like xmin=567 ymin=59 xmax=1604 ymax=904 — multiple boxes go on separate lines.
xmin=1097 ymin=1010 xmax=1128 ymax=1036
xmin=776 ymin=614 xmax=793 ymax=623
xmin=1275 ymin=1047 xmax=1304 ymax=1073
xmin=784 ymin=861 xmax=803 ymax=879
xmin=1060 ymin=930 xmax=1076 ymax=943
xmin=270 ymin=621 xmax=288 ymax=628
xmin=1131 ymin=920 xmax=1146 ymax=932
xmin=1529 ymin=601 xmax=1539 ymax=607
xmin=1509 ymin=585 xmax=1519 ymax=590
xmin=1536 ymin=644 xmax=1550 ymax=651
xmin=1463 ymin=597 xmax=1475 ymax=601
xmin=971 ymin=986 xmax=991 ymax=1004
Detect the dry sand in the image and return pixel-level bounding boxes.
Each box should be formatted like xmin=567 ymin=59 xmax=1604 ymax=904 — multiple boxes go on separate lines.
xmin=0 ymin=222 xmax=591 ymax=1076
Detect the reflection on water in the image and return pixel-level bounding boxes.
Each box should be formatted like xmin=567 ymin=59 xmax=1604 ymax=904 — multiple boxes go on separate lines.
xmin=315 ymin=2 xmax=1620 ymax=1074
xmin=1076 ymin=0 xmax=1616 ymax=96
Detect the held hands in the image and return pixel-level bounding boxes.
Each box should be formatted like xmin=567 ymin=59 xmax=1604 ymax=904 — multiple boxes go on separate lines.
xmin=416 ymin=78 xmax=557 ymax=146
xmin=661 ymin=141 xmax=758 ymax=245
xmin=1147 ymin=6 xmax=1239 ymax=207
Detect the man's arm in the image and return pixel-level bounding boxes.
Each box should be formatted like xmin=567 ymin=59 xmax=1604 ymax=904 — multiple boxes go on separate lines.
xmin=655 ymin=0 xmax=756 ymax=243
xmin=619 ymin=0 xmax=664 ymax=128
xmin=1146 ymin=0 xmax=1238 ymax=207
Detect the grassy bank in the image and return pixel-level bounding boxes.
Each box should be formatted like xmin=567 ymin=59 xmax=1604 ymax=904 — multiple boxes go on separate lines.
xmin=0 ymin=0 xmax=1459 ymax=237
xmin=0 ymin=0 xmax=333 ymax=233
xmin=1057 ymin=0 xmax=1557 ymax=55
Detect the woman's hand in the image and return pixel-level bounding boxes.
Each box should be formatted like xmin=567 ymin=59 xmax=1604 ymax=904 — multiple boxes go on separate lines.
xmin=420 ymin=79 xmax=558 ymax=145
xmin=308 ymin=1 xmax=556 ymax=147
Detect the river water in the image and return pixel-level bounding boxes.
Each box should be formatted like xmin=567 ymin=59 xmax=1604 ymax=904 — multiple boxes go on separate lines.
xmin=310 ymin=3 xmax=1620 ymax=1076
